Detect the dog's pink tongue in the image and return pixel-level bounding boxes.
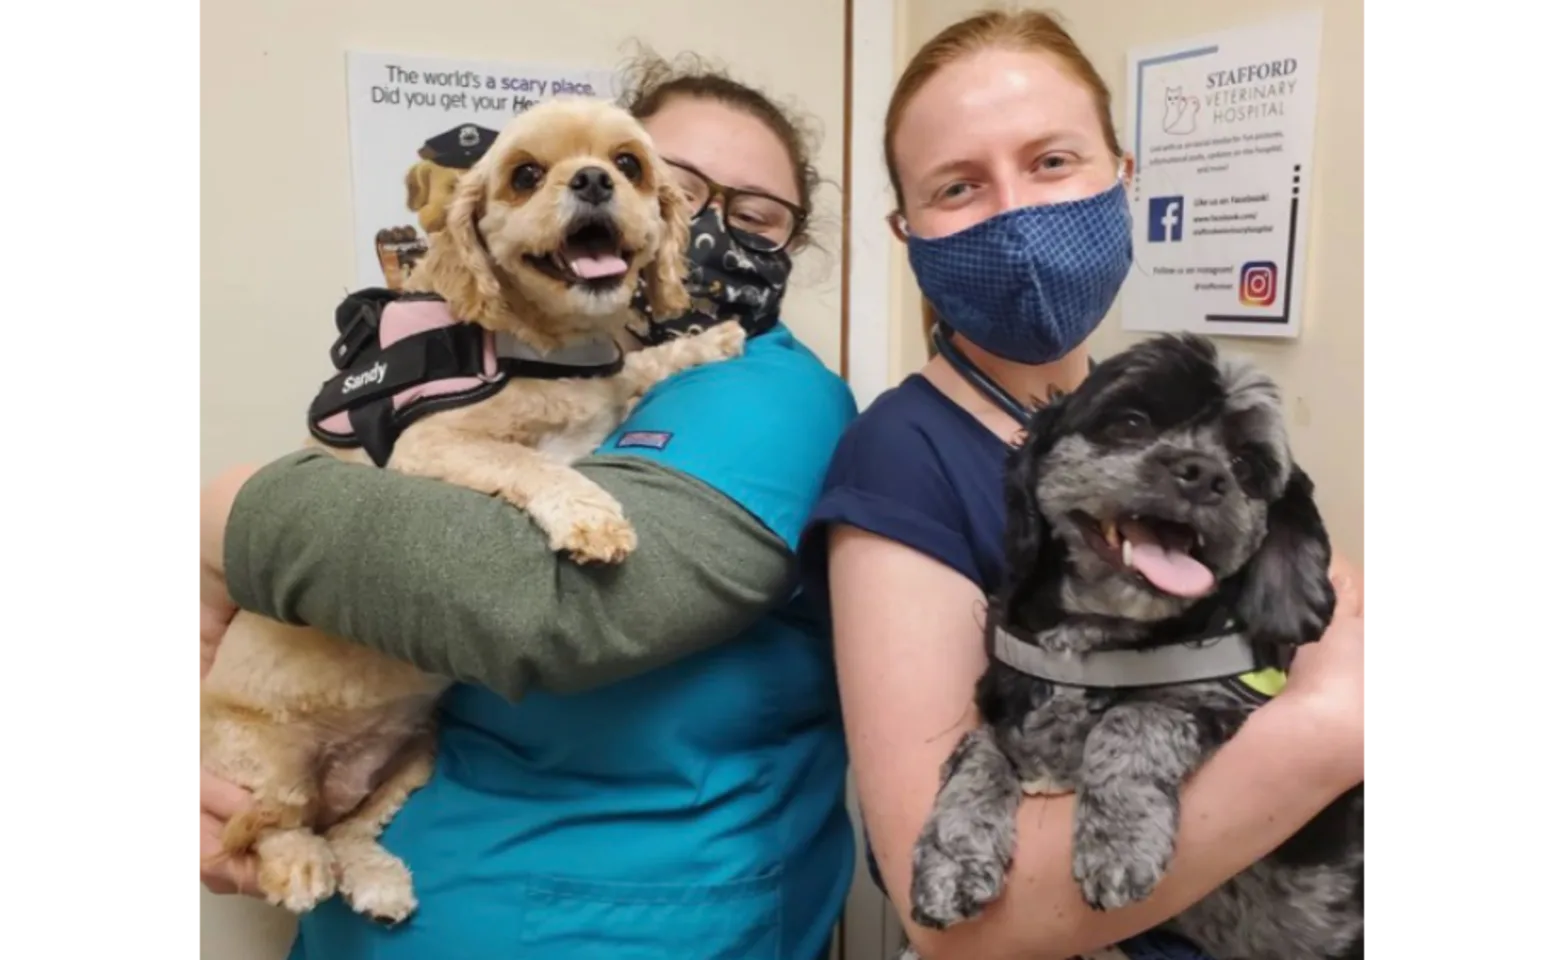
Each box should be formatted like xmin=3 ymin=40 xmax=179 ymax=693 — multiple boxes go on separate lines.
xmin=568 ymin=254 xmax=628 ymax=279
xmin=1121 ymin=522 xmax=1215 ymax=598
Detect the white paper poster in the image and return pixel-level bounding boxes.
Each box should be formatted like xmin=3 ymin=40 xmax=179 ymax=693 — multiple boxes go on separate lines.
xmin=344 ymin=51 xmax=616 ymax=290
xmin=1120 ymin=12 xmax=1323 ymax=338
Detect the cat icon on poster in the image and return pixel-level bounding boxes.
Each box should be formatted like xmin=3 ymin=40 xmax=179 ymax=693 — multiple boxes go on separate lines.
xmin=1161 ymin=86 xmax=1200 ymax=135
xmin=1239 ymin=261 xmax=1278 ymax=306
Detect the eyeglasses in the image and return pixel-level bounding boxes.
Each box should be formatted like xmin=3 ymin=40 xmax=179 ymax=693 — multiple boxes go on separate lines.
xmin=663 ymin=158 xmax=806 ymax=254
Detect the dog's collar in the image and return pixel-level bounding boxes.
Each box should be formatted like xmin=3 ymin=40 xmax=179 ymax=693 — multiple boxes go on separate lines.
xmin=494 ymin=331 xmax=622 ymax=373
xmin=989 ymin=620 xmax=1266 ymax=689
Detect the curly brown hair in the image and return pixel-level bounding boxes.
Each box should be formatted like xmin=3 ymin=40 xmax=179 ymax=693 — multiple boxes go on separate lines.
xmin=616 ymin=44 xmax=824 ymax=251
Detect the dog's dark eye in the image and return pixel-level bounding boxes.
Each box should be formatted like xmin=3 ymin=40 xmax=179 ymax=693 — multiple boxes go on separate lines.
xmin=1105 ymin=410 xmax=1154 ymax=442
xmin=1230 ymin=454 xmax=1253 ymax=484
xmin=511 ymin=162 xmax=544 ymax=191
xmin=614 ymin=153 xmax=643 ymax=184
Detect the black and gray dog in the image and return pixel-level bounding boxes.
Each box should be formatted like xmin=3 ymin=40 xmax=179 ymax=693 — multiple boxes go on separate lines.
xmin=904 ymin=334 xmax=1363 ymax=960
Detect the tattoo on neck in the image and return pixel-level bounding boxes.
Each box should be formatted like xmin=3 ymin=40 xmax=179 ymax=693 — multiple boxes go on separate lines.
xmin=1025 ymin=383 xmax=1068 ymax=410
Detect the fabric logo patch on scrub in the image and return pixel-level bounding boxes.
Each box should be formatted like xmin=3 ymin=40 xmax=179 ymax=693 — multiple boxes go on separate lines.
xmin=616 ymin=430 xmax=673 ymax=451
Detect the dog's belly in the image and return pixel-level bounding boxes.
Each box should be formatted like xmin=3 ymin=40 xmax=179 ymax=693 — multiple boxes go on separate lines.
xmin=1168 ymin=856 xmax=1364 ymax=960
xmin=313 ymin=697 xmax=441 ymax=826
xmin=201 ymin=610 xmax=449 ymax=820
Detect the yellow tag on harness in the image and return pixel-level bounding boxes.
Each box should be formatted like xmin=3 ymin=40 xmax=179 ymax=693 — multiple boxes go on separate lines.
xmin=1237 ymin=667 xmax=1288 ymax=698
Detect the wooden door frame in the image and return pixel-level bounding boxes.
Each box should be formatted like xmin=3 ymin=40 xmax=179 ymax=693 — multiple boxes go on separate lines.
xmin=840 ymin=0 xmax=895 ymax=411
xmin=837 ymin=9 xmax=901 ymax=956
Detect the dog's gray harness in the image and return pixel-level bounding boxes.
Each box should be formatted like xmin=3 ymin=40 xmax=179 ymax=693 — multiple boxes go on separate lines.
xmin=990 ymin=621 xmax=1284 ymax=695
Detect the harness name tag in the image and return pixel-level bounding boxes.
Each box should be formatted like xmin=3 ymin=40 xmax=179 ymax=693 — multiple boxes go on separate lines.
xmin=342 ymin=361 xmax=388 ymax=395
xmin=616 ymin=430 xmax=672 ymax=450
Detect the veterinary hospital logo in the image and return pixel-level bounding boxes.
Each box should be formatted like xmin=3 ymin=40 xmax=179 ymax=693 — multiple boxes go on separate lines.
xmin=342 ymin=361 xmax=388 ymax=394
xmin=1239 ymin=261 xmax=1278 ymax=306
xmin=1147 ymin=196 xmax=1184 ymax=243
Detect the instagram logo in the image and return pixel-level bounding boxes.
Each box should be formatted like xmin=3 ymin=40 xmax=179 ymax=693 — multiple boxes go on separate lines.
xmin=1239 ymin=261 xmax=1278 ymax=306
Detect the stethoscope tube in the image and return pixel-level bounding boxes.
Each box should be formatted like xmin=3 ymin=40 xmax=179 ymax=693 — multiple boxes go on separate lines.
xmin=929 ymin=322 xmax=1097 ymax=428
xmin=930 ymin=323 xmax=1034 ymax=427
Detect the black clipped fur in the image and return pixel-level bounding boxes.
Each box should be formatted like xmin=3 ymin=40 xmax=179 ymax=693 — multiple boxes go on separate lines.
xmin=907 ymin=334 xmax=1363 ymax=960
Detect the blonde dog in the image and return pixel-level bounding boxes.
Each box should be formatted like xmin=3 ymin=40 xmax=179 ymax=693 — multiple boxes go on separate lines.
xmin=201 ymin=97 xmax=745 ymax=924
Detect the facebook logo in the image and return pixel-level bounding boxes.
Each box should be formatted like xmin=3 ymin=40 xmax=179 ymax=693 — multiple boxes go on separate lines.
xmin=1148 ymin=195 xmax=1184 ymax=243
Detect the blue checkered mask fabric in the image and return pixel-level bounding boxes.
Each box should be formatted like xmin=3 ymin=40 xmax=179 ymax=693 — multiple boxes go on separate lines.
xmin=905 ymin=177 xmax=1134 ymax=364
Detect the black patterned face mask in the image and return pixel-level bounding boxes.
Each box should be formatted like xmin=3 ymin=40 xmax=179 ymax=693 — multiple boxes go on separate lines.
xmin=632 ymin=205 xmax=793 ymax=345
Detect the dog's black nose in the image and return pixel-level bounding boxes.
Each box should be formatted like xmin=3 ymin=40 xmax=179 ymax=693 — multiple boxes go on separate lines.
xmin=569 ymin=166 xmax=615 ymax=205
xmin=1168 ymin=453 xmax=1229 ymax=503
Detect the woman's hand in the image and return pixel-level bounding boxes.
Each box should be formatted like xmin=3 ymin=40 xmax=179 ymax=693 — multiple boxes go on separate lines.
xmin=1279 ymin=556 xmax=1365 ymax=786
xmin=201 ymin=466 xmax=257 ymax=676
xmin=200 ymin=768 xmax=259 ymax=896
xmin=201 ymin=468 xmax=263 ymax=892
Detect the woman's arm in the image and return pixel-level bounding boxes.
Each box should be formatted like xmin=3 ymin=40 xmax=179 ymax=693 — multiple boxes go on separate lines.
xmin=830 ymin=526 xmax=1363 ymax=960
xmin=209 ymin=450 xmax=792 ymax=700
xmin=207 ymin=349 xmax=856 ymax=701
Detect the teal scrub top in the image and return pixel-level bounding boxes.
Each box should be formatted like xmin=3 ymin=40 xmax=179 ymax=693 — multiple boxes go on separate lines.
xmin=288 ymin=324 xmax=860 ymax=960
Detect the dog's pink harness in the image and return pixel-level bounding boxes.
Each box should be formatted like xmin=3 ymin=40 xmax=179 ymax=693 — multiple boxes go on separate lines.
xmin=308 ymin=288 xmax=624 ymax=467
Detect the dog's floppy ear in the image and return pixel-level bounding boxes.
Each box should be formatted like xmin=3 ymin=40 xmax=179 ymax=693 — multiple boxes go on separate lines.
xmin=643 ymin=161 xmax=693 ymax=320
xmin=1234 ymin=466 xmax=1336 ymax=667
xmin=413 ymin=167 xmax=504 ymax=327
xmin=995 ymin=402 xmax=1067 ymax=634
xmin=405 ymin=161 xmax=433 ymax=213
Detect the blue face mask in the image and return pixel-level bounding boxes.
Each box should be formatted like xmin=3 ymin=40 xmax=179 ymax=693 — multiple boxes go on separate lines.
xmin=904 ymin=176 xmax=1134 ymax=364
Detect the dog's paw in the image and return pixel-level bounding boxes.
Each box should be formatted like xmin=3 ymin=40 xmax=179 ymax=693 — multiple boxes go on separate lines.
xmin=908 ymin=825 xmax=1011 ymax=930
xmin=699 ymin=320 xmax=748 ymax=360
xmin=255 ymin=831 xmax=337 ymax=914
xmin=559 ymin=513 xmax=637 ymax=565
xmin=529 ymin=488 xmax=638 ymax=565
xmin=336 ymin=842 xmax=418 ymax=926
xmin=542 ymin=501 xmax=637 ymax=564
xmin=1071 ymin=803 xmax=1175 ymax=911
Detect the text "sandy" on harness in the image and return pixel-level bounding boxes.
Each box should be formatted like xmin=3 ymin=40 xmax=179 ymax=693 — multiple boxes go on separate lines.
xmin=342 ymin=362 xmax=388 ymax=394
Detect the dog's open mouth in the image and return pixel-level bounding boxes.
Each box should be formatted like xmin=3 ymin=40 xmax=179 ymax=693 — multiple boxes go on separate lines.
xmin=525 ymin=221 xmax=633 ymax=291
xmin=1072 ymin=512 xmax=1216 ymax=599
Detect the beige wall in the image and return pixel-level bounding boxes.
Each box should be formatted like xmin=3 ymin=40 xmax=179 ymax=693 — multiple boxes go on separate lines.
xmin=893 ymin=0 xmax=1364 ymax=565
xmin=201 ymin=0 xmax=845 ymax=486
xmin=200 ymin=2 xmax=845 ymax=955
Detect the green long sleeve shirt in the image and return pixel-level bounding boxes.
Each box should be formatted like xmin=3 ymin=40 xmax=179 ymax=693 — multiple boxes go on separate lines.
xmin=225 ymin=449 xmax=795 ymax=700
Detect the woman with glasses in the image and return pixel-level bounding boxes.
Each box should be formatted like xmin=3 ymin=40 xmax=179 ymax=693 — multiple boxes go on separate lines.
xmin=198 ymin=49 xmax=856 ymax=960
xmin=663 ymin=159 xmax=807 ymax=252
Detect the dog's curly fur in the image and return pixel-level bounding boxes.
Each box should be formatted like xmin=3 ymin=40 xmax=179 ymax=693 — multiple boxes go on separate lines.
xmin=907 ymin=334 xmax=1363 ymax=960
xmin=200 ymin=97 xmax=746 ymax=924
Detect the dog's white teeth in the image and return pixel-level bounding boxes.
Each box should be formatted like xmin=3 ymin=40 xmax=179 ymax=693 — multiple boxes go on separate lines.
xmin=1101 ymin=519 xmax=1120 ymax=548
xmin=1122 ymin=537 xmax=1134 ymax=568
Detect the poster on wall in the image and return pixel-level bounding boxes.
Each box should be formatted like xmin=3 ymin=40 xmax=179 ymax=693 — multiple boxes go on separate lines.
xmin=1120 ymin=11 xmax=1322 ymax=339
xmin=344 ymin=51 xmax=616 ymax=290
